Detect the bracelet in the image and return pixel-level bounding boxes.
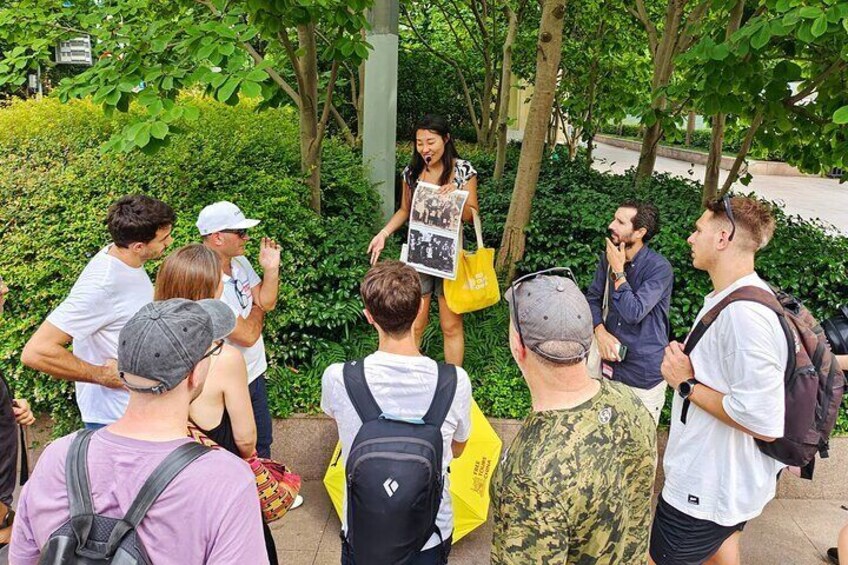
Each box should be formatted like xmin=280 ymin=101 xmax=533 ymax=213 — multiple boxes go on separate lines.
xmin=380 ymin=229 xmax=390 ymax=238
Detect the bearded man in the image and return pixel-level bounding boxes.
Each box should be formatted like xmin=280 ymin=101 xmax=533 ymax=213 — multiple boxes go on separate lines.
xmin=586 ymin=201 xmax=674 ymax=424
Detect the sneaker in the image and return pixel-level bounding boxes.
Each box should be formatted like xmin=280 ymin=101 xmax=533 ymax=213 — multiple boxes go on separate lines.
xmin=828 ymin=547 xmax=839 ymax=564
xmin=290 ymin=495 xmax=304 ymax=511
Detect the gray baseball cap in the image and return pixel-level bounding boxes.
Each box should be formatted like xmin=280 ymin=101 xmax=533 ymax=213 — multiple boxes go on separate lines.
xmin=505 ymin=270 xmax=593 ymax=363
xmin=118 ymin=299 xmax=237 ymax=394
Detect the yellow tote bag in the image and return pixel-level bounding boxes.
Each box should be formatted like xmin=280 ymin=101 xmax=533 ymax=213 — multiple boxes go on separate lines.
xmin=444 ymin=208 xmax=500 ymax=314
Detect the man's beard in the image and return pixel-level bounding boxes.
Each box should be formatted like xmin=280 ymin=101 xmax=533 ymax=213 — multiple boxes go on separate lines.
xmin=608 ymin=230 xmax=636 ymax=249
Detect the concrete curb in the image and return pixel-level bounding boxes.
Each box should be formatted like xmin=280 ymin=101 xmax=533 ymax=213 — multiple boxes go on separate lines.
xmin=595 ymin=134 xmax=812 ymax=178
xmin=270 ymin=414 xmax=848 ymax=500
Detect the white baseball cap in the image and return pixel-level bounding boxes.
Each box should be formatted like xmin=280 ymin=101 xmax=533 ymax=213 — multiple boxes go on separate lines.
xmin=196 ymin=201 xmax=260 ymax=236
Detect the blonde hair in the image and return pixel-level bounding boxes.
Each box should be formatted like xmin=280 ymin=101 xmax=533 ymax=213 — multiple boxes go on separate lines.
xmin=155 ymin=244 xmax=221 ymax=301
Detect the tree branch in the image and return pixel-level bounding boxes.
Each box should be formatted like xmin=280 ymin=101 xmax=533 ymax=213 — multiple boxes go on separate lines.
xmin=628 ymin=0 xmax=658 ymax=56
xmin=317 ymin=59 xmax=340 ymax=141
xmin=330 ymin=103 xmax=357 ymax=146
xmin=720 ymin=109 xmax=764 ymax=195
xmin=242 ymin=42 xmax=301 ymax=107
xmin=678 ymin=0 xmax=711 ymax=52
xmin=785 ymin=59 xmax=846 ymax=105
xmin=446 ymin=0 xmax=486 ymax=55
xmin=401 ymin=4 xmax=481 ymax=136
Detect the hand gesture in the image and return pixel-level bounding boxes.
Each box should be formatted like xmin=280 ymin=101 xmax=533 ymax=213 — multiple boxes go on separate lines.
xmin=259 ymin=237 xmax=281 ymax=272
xmin=605 ymin=238 xmax=626 ymax=274
xmin=661 ymin=341 xmax=695 ymax=389
xmin=12 ymin=399 xmax=35 ymax=426
xmin=368 ymin=231 xmax=388 ymax=266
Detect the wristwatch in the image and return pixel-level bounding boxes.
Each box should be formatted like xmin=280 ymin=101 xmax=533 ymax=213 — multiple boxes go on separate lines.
xmin=677 ymin=378 xmax=698 ymax=399
xmin=612 ymin=271 xmax=626 ymax=282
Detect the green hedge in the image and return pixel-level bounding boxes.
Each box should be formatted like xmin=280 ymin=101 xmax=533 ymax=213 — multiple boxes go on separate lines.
xmin=1 ymin=99 xmax=846 ymax=432
xmin=0 ymin=97 xmax=382 ymax=434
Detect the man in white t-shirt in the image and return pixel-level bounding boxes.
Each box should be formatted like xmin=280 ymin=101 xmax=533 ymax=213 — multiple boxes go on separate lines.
xmin=22 ymin=195 xmax=175 ymax=429
xmin=321 ymin=261 xmax=472 ymax=564
xmin=198 ymin=201 xmax=280 ymax=458
xmin=650 ymin=196 xmax=787 ymax=565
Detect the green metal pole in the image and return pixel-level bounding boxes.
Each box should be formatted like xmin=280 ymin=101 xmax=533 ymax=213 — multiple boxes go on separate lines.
xmin=362 ymin=0 xmax=399 ymax=223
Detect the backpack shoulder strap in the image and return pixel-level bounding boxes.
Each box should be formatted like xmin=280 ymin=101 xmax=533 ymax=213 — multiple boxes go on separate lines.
xmin=343 ymin=358 xmax=382 ymax=424
xmin=683 ymin=286 xmax=783 ymax=355
xmin=681 ymin=286 xmax=784 ymax=424
xmin=423 ymin=363 xmax=458 ymax=427
xmin=65 ymin=429 xmax=96 ymax=519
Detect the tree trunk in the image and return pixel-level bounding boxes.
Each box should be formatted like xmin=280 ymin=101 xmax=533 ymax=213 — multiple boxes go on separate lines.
xmin=494 ymin=6 xmax=518 ymax=181
xmin=702 ymin=0 xmax=744 ymax=205
xmin=719 ymin=110 xmax=764 ymax=196
xmin=635 ymin=1 xmax=685 ymax=182
xmin=496 ymin=0 xmax=568 ymax=282
xmin=685 ymin=110 xmax=696 ymax=145
xmin=297 ymin=23 xmax=322 ymax=214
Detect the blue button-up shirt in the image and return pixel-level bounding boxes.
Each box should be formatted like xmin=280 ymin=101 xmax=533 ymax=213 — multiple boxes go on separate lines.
xmin=586 ymin=245 xmax=674 ymax=389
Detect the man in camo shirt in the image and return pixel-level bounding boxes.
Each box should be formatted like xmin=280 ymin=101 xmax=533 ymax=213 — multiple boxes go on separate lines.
xmin=491 ymin=269 xmax=657 ymax=564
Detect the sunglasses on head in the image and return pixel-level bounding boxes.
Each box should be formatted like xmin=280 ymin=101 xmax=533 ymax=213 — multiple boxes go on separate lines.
xmin=717 ymin=195 xmax=736 ymax=241
xmin=507 ymin=267 xmax=577 ymax=351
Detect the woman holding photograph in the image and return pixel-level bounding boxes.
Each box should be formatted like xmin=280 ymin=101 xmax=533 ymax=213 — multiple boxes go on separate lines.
xmin=367 ymin=114 xmax=479 ymax=365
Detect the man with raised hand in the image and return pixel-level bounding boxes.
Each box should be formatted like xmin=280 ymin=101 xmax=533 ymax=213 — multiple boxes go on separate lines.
xmin=22 ymin=195 xmax=175 ymax=429
xmin=199 ymin=201 xmax=280 ymax=458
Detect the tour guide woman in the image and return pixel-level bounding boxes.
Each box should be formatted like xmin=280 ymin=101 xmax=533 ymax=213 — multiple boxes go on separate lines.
xmin=367 ymin=114 xmax=479 ymax=365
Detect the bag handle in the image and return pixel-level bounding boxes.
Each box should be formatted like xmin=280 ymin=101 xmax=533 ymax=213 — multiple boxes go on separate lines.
xmin=470 ymin=207 xmax=484 ymax=250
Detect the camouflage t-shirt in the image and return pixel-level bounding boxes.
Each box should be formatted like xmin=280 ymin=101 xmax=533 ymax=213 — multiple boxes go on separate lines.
xmin=491 ymin=379 xmax=657 ymax=565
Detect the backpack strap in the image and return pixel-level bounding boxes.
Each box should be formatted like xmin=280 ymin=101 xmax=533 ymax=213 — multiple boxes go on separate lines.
xmin=99 ymin=442 xmax=211 ymax=555
xmin=343 ymin=358 xmax=382 ymax=424
xmin=680 ymin=286 xmax=785 ymax=424
xmin=65 ymin=429 xmax=97 ymax=551
xmin=423 ymin=363 xmax=458 ymax=427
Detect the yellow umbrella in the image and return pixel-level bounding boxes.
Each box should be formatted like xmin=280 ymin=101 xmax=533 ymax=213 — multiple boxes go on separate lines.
xmin=323 ymin=399 xmax=502 ymax=543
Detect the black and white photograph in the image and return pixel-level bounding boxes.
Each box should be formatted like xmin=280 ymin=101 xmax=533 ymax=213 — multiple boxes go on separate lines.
xmin=410 ymin=182 xmax=467 ymax=233
xmin=405 ymin=228 xmax=458 ymax=279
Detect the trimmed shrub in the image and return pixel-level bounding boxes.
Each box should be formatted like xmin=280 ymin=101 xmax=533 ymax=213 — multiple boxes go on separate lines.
xmin=0 ymin=97 xmax=381 ymax=433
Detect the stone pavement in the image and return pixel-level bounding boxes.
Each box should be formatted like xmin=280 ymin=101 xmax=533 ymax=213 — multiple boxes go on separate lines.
xmin=272 ymin=480 xmax=847 ymax=564
xmin=591 ymin=142 xmax=848 ymax=235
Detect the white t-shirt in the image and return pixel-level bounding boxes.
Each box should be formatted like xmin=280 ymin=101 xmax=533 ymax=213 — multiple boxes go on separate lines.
xmin=663 ymin=272 xmax=787 ymax=526
xmin=220 ymin=256 xmax=267 ymax=383
xmin=46 ymin=246 xmax=154 ymax=424
xmin=321 ymin=352 xmax=473 ymax=550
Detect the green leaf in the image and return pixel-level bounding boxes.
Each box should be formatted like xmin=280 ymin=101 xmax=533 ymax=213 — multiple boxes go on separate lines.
xmin=219 ymin=43 xmax=235 ymax=56
xmin=751 ymin=25 xmax=771 ymax=49
xmin=246 ymin=68 xmax=267 ymax=82
xmin=711 ymin=44 xmax=730 ymax=61
xmin=811 ymin=15 xmax=828 ymax=37
xmin=134 ymin=124 xmax=151 ymax=148
xmin=150 ymin=39 xmax=168 ymax=53
xmin=216 ymin=77 xmax=240 ymax=102
xmin=150 ymin=121 xmax=169 ymax=139
xmin=240 ymin=80 xmax=261 ymax=98
xmin=833 ymin=106 xmax=848 ymax=125
xmin=197 ymin=44 xmax=216 ymax=60
xmin=162 ymin=76 xmax=174 ymax=90
xmin=182 ymin=105 xmax=200 ymax=121
xmin=105 ymin=89 xmax=122 ymax=106
xmin=775 ymin=0 xmax=791 ymax=11
xmin=210 ymin=72 xmax=227 ymax=88
xmin=799 ymin=6 xmax=823 ymax=19
xmin=354 ymin=42 xmax=369 ymax=60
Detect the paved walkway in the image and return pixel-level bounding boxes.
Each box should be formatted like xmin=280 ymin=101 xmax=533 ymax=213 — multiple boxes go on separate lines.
xmin=591 ymin=142 xmax=848 ymax=235
xmin=272 ymin=480 xmax=846 ymax=564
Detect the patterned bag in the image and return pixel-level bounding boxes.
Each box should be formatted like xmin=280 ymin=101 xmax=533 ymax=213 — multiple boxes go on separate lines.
xmin=187 ymin=423 xmax=301 ymax=523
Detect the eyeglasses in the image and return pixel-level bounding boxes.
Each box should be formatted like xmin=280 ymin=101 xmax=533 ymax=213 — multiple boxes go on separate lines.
xmin=200 ymin=340 xmax=225 ymax=361
xmin=720 ymin=195 xmax=736 ymax=241
xmin=220 ymin=228 xmax=248 ymax=239
xmin=507 ymin=267 xmax=577 ymax=351
xmin=231 ymin=279 xmax=248 ymax=309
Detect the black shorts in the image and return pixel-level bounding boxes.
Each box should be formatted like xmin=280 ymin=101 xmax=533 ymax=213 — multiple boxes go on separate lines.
xmin=649 ymin=494 xmax=746 ymax=565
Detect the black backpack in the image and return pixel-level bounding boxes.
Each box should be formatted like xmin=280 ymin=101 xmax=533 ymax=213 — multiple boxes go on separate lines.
xmin=39 ymin=429 xmax=211 ymax=564
xmin=681 ymin=286 xmax=845 ymax=479
xmin=343 ymin=358 xmax=457 ymax=565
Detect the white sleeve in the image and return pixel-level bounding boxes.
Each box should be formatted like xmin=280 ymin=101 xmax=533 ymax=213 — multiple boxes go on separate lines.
xmin=720 ymin=304 xmax=787 ymax=438
xmin=452 ymin=368 xmax=473 ymax=443
xmin=46 ymin=280 xmax=113 ymax=341
xmin=235 ymin=256 xmax=262 ymax=288
xmin=321 ymin=363 xmax=344 ymax=418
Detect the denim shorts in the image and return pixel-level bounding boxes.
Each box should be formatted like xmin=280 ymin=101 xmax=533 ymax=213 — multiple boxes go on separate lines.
xmin=419 ymin=272 xmax=445 ymax=298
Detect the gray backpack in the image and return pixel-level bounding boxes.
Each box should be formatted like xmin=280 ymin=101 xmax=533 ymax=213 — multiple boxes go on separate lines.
xmin=39 ymin=429 xmax=210 ymax=564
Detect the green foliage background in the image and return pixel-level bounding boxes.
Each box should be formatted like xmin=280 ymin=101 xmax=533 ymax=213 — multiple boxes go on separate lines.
xmin=1 ymin=99 xmax=846 ymax=433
